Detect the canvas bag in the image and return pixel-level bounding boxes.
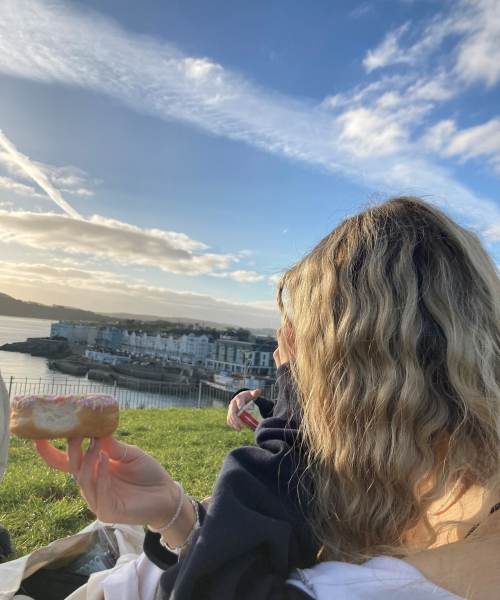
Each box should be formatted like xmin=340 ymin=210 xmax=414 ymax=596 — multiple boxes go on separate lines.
xmin=0 ymin=521 xmax=146 ymax=600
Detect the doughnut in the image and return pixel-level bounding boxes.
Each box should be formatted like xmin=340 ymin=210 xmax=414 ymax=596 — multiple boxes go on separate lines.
xmin=10 ymin=393 xmax=119 ymax=439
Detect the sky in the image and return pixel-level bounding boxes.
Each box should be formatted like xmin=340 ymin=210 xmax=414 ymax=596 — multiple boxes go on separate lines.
xmin=0 ymin=0 xmax=499 ymax=329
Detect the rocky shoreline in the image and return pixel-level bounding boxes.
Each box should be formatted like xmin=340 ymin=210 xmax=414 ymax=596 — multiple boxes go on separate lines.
xmin=0 ymin=337 xmax=73 ymax=359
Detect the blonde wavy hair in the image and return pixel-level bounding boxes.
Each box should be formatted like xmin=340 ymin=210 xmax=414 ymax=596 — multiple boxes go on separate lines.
xmin=277 ymin=196 xmax=500 ymax=563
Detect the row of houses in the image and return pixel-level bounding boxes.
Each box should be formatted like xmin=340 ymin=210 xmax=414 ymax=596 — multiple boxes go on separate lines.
xmin=121 ymin=330 xmax=212 ymax=364
xmin=50 ymin=322 xmax=278 ymax=375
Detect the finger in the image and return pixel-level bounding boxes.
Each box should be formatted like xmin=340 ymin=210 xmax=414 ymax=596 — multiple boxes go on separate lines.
xmin=95 ymin=451 xmax=116 ymax=523
xmin=233 ymin=408 xmax=246 ymax=431
xmin=67 ymin=437 xmax=84 ymax=478
xmin=236 ymin=394 xmax=250 ymax=410
xmin=77 ymin=437 xmax=101 ymax=511
xmin=101 ymin=436 xmax=143 ymax=462
xmin=227 ymin=401 xmax=236 ymax=427
xmin=235 ymin=389 xmax=258 ymax=410
xmin=101 ymin=436 xmax=129 ymax=462
xmin=228 ymin=404 xmax=242 ymax=431
xmin=34 ymin=440 xmax=70 ymax=473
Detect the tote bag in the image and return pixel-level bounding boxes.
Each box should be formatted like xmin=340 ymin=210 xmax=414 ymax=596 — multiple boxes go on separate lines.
xmin=0 ymin=521 xmax=146 ymax=600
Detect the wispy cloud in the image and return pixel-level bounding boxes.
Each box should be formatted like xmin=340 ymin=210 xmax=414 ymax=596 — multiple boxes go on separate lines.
xmin=363 ymin=24 xmax=412 ymax=72
xmin=0 ymin=129 xmax=81 ymax=218
xmin=0 ymin=175 xmax=45 ymax=199
xmin=364 ymin=0 xmax=500 ymax=87
xmin=0 ymin=151 xmax=95 ymax=200
xmin=0 ymin=0 xmax=499 ymax=234
xmin=349 ymin=4 xmax=373 ymax=19
xmin=215 ymin=270 xmax=265 ymax=283
xmin=0 ymin=260 xmax=276 ymax=327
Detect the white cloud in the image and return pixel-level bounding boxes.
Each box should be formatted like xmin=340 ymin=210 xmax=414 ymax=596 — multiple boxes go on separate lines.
xmin=0 ymin=209 xmax=238 ymax=275
xmin=183 ymin=58 xmax=220 ymax=81
xmin=210 ymin=269 xmax=265 ymax=282
xmin=443 ymin=118 xmax=500 ymax=162
xmin=363 ymin=0 xmax=500 ymax=87
xmin=420 ymin=117 xmax=500 ymax=172
xmin=61 ymin=188 xmax=94 ymax=197
xmin=0 ymin=144 xmax=95 ymax=201
xmin=0 ymin=0 xmax=342 ymax=174
xmin=228 ymin=270 xmax=265 ymax=283
xmin=454 ymin=0 xmax=500 ymax=87
xmin=0 ymin=260 xmax=276 ymax=328
xmin=0 ymin=175 xmax=45 ymax=198
xmin=0 ymin=0 xmax=498 ymax=236
xmin=420 ymin=119 xmax=457 ymax=152
xmin=337 ymin=107 xmax=408 ymax=158
xmin=349 ymin=5 xmax=373 ymax=19
xmin=363 ymin=24 xmax=412 ymax=72
xmin=268 ymin=273 xmax=282 ymax=284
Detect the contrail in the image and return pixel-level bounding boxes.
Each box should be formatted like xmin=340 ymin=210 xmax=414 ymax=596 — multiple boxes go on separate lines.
xmin=0 ymin=129 xmax=81 ymax=219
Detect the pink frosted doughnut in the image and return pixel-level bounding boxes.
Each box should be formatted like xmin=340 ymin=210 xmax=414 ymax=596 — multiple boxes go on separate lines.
xmin=10 ymin=393 xmax=119 ymax=439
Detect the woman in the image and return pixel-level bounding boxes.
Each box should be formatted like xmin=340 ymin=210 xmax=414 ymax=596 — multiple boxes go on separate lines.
xmin=37 ymin=197 xmax=500 ymax=598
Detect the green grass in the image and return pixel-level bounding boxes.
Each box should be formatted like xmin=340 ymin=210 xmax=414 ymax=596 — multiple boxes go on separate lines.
xmin=0 ymin=408 xmax=255 ymax=560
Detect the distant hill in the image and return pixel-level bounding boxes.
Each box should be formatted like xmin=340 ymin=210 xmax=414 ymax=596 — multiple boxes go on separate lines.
xmin=104 ymin=312 xmax=276 ymax=337
xmin=0 ymin=293 xmax=108 ymax=322
xmin=0 ymin=294 xmax=276 ymax=336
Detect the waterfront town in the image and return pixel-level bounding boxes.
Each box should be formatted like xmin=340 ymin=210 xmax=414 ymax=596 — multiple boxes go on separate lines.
xmin=46 ymin=320 xmax=278 ymax=392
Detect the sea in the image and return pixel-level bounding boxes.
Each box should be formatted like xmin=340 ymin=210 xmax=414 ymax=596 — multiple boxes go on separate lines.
xmin=0 ymin=315 xmax=57 ymax=381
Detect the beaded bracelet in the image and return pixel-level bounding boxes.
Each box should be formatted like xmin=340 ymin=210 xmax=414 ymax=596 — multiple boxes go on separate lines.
xmin=147 ymin=481 xmax=184 ymax=533
xmin=159 ymin=496 xmax=201 ymax=557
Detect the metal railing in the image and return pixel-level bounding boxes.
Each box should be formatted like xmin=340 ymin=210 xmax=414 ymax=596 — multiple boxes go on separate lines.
xmin=7 ymin=376 xmax=277 ymax=410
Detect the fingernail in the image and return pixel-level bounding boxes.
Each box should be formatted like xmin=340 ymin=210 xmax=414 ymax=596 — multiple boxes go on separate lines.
xmin=89 ymin=438 xmax=95 ymax=449
xmin=98 ymin=452 xmax=103 ymax=463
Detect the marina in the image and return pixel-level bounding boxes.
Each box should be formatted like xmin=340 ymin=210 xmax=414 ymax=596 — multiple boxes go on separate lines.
xmin=0 ymin=315 xmax=277 ymax=409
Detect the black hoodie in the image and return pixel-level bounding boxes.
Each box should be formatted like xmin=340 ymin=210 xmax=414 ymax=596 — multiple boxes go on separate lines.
xmin=144 ymin=363 xmax=318 ymax=600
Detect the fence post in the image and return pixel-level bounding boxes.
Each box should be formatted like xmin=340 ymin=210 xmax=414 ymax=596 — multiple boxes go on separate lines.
xmin=198 ymin=381 xmax=202 ymax=409
xmin=8 ymin=376 xmax=13 ymax=399
xmin=113 ymin=380 xmax=117 ymax=397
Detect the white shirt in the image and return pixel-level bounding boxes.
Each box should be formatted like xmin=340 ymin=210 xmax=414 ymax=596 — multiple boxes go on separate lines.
xmin=287 ymin=556 xmax=463 ymax=599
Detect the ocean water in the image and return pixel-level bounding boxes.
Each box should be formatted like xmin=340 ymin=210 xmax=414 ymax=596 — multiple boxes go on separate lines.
xmin=0 ymin=315 xmax=58 ymax=381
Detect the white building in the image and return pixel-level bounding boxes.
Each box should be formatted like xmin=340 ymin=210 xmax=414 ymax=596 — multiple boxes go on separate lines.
xmin=50 ymin=321 xmax=99 ymax=345
xmin=121 ymin=330 xmax=212 ymax=364
xmin=205 ymin=338 xmax=277 ymax=376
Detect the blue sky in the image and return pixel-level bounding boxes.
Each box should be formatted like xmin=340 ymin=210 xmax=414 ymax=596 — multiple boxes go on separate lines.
xmin=0 ymin=0 xmax=499 ymax=328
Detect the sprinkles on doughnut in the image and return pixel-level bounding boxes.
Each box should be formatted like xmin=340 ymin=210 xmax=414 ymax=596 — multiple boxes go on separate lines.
xmin=10 ymin=393 xmax=119 ymax=439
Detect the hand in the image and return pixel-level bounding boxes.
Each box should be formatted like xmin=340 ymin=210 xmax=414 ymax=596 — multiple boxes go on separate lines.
xmin=34 ymin=436 xmax=179 ymax=529
xmin=227 ymin=389 xmax=261 ymax=431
